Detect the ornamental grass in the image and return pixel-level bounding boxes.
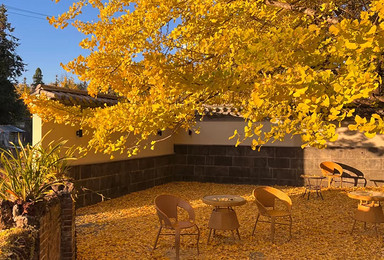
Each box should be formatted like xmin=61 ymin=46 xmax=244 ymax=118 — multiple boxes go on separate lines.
xmin=76 ymin=182 xmax=384 ymax=259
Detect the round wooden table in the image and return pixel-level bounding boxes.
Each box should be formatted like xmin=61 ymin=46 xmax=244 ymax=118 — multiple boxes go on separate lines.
xmin=202 ymin=195 xmax=246 ymax=243
xmin=348 ymin=190 xmax=384 ymax=236
xmin=301 ymin=175 xmax=325 ymax=200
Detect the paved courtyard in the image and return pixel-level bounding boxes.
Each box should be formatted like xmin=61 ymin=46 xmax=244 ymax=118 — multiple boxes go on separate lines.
xmin=76 ymin=182 xmax=384 ymax=259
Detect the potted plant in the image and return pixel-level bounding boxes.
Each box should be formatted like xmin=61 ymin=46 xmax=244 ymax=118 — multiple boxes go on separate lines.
xmin=0 ymin=137 xmax=75 ymax=228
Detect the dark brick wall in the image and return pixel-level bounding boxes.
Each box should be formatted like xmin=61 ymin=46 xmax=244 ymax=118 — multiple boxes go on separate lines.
xmin=173 ymin=145 xmax=304 ymax=186
xmin=69 ymin=155 xmax=174 ymax=207
xmin=38 ymin=193 xmax=75 ymax=260
xmin=60 ymin=194 xmax=75 ymax=260
xmin=39 ymin=201 xmax=61 ymax=260
xmin=69 ymin=145 xmax=384 ymax=208
xmin=173 ymin=145 xmax=384 ymax=188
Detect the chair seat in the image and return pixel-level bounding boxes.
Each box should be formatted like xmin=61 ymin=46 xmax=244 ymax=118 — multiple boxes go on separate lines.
xmin=266 ymin=209 xmax=291 ymax=217
xmin=172 ymin=221 xmax=196 ymax=229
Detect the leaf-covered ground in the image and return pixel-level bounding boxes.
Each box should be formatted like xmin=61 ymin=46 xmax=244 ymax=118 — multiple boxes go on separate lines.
xmin=76 ymin=182 xmax=384 ymax=259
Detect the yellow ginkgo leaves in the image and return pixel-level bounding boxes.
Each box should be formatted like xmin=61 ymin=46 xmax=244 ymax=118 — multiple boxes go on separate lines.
xmin=76 ymin=182 xmax=384 ymax=259
xmin=21 ymin=0 xmax=384 ymax=155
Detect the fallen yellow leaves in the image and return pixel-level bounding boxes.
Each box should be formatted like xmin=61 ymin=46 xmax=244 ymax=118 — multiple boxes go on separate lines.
xmin=76 ymin=183 xmax=384 ymax=259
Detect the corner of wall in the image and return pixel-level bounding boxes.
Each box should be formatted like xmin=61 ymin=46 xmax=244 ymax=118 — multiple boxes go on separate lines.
xmin=32 ymin=114 xmax=42 ymax=146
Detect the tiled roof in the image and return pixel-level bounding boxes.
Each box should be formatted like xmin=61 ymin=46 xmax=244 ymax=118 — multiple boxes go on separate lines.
xmin=0 ymin=125 xmax=25 ymax=133
xmin=203 ymin=104 xmax=242 ymax=117
xmin=33 ymin=85 xmax=243 ymax=117
xmin=33 ymin=85 xmax=118 ymax=107
xmin=33 ymin=85 xmax=384 ymax=119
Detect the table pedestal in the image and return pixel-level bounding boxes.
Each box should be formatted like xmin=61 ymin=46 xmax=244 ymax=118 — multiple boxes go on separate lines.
xmin=301 ymin=175 xmax=325 ymax=200
xmin=354 ymin=204 xmax=384 ymax=223
xmin=351 ymin=204 xmax=384 ymax=237
xmin=202 ymin=194 xmax=246 ymax=243
xmin=207 ymin=207 xmax=241 ymax=243
xmin=348 ymin=191 xmax=384 ymax=237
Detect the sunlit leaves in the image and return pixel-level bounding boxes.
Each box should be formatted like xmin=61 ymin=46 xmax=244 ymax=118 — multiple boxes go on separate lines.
xmin=76 ymin=182 xmax=384 ymax=259
xmin=23 ymin=0 xmax=384 ymax=154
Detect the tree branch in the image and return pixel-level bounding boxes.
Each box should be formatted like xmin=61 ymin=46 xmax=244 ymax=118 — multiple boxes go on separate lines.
xmin=265 ymin=0 xmax=339 ymax=24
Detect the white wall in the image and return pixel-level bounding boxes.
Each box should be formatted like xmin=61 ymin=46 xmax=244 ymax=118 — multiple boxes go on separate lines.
xmin=174 ymin=120 xmax=384 ymax=148
xmin=174 ymin=120 xmax=303 ymax=147
xmin=33 ymin=116 xmax=384 ymax=166
xmin=33 ymin=116 xmax=174 ymax=165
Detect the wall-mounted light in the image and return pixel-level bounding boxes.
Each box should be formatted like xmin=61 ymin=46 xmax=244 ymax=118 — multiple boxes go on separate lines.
xmin=188 ymin=129 xmax=192 ymax=136
xmin=76 ymin=129 xmax=83 ymax=137
xmin=157 ymin=130 xmax=162 ymax=136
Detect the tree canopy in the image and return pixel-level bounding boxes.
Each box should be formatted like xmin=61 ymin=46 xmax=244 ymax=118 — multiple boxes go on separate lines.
xmin=32 ymin=67 xmax=44 ymax=87
xmin=22 ymin=0 xmax=384 ymax=156
xmin=0 ymin=5 xmax=26 ymax=125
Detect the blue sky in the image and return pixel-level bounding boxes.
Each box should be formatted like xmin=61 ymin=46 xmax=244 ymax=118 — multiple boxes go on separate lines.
xmin=2 ymin=0 xmax=98 ymax=84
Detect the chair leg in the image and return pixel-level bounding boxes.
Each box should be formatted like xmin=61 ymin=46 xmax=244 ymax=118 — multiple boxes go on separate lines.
xmin=195 ymin=225 xmax=200 ymax=255
xmin=207 ymin=228 xmax=212 ymax=244
xmin=340 ymin=177 xmax=343 ymax=188
xmin=327 ymin=177 xmax=332 ymax=188
xmin=252 ymin=214 xmax=260 ymax=236
xmin=271 ymin=217 xmax=276 ymax=243
xmin=236 ymin=229 xmax=241 ymax=240
xmin=153 ymin=226 xmax=162 ymax=250
xmin=175 ymin=229 xmax=181 ymax=260
xmin=319 ymin=190 xmax=324 ymax=200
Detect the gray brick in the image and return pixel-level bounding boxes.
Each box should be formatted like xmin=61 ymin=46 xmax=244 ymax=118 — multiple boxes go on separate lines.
xmin=268 ymin=158 xmax=290 ymax=168
xmin=188 ymin=145 xmax=209 ymax=155
xmin=187 ymin=155 xmax=206 ymax=165
xmin=139 ymin=157 xmax=155 ymax=169
xmin=233 ymin=156 xmax=253 ymax=167
xmin=80 ymin=165 xmax=92 ymax=179
xmin=124 ymin=159 xmax=139 ymax=171
xmin=174 ymin=145 xmax=188 ymax=154
xmin=275 ymin=147 xmax=303 ymax=158
xmin=155 ymin=155 xmax=171 ymax=167
xmin=174 ymin=165 xmax=194 ymax=176
xmin=209 ymin=146 xmax=227 ymax=155
xmin=229 ymin=167 xmax=251 ymax=177
xmin=204 ymin=166 xmax=229 ymax=176
xmin=174 ymin=154 xmax=187 ymax=165
xmin=253 ymin=158 xmax=267 ymax=168
xmin=226 ymin=146 xmax=247 ymax=156
xmin=246 ymin=147 xmax=274 ymax=157
xmin=214 ymin=156 xmax=233 ymax=166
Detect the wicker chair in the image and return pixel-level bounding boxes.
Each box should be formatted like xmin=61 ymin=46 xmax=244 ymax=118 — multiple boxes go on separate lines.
xmin=320 ymin=161 xmax=344 ymax=188
xmin=252 ymin=186 xmax=292 ymax=243
xmin=153 ymin=194 xmax=200 ymax=260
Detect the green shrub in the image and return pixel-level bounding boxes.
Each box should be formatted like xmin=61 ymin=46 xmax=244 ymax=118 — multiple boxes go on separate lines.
xmin=0 ymin=227 xmax=37 ymax=259
xmin=0 ymin=138 xmax=75 ymax=203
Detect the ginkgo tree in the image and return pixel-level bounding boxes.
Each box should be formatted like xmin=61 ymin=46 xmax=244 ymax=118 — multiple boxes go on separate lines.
xmin=22 ymin=0 xmax=384 ymax=156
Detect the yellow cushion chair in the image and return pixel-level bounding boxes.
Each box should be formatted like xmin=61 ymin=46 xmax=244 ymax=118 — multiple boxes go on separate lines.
xmin=320 ymin=161 xmax=344 ymax=188
xmin=252 ymin=186 xmax=292 ymax=243
xmin=153 ymin=194 xmax=200 ymax=260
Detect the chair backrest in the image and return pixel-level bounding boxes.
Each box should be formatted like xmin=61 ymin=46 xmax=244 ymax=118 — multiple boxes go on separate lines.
xmin=320 ymin=161 xmax=343 ymax=176
xmin=154 ymin=194 xmax=195 ymax=227
xmin=253 ymin=186 xmax=292 ymax=214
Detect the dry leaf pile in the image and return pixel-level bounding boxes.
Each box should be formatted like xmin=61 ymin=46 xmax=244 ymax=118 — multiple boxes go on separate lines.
xmin=76 ymin=182 xmax=384 ymax=259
